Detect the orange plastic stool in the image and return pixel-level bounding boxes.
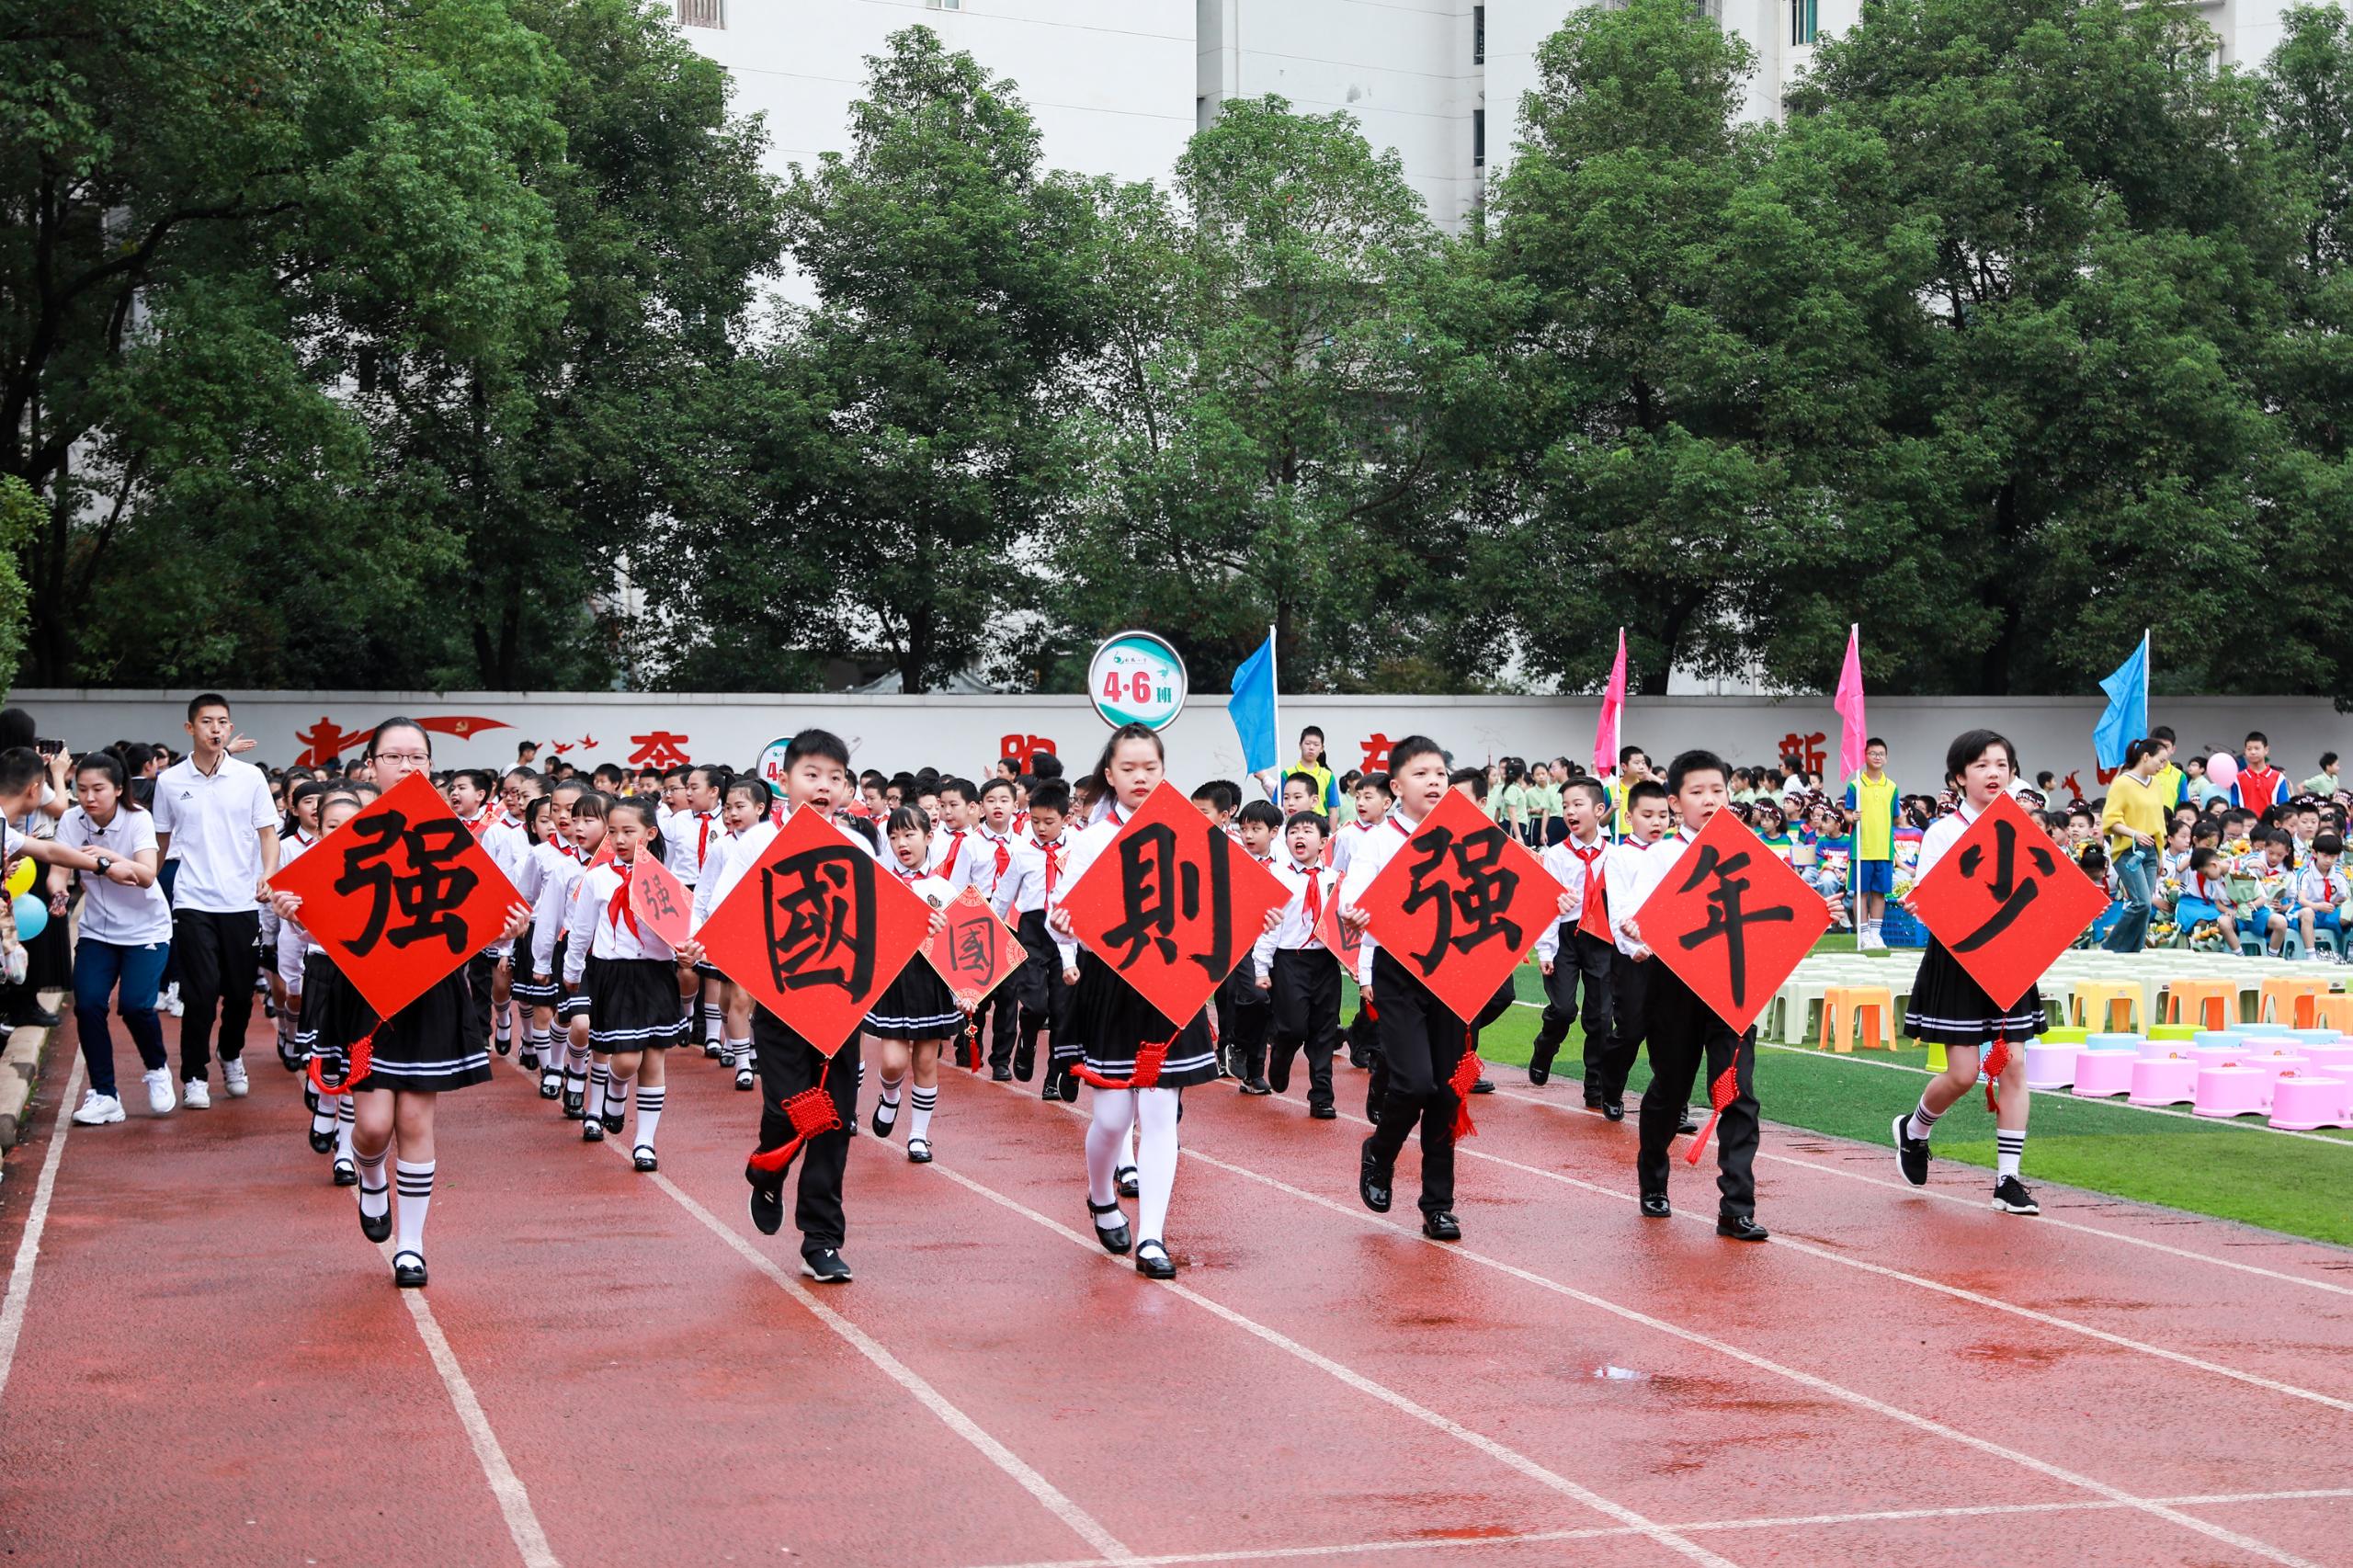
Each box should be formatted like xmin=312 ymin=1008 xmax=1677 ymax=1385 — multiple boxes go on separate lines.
xmin=1820 ymin=986 xmax=1895 ymax=1052
xmin=2257 ymin=976 xmax=2332 ymax=1028
xmin=2164 ymin=979 xmax=2239 ymax=1031
xmin=2311 ymin=993 xmax=2353 ymax=1033
xmin=2068 ymin=980 xmax=2143 ymax=1033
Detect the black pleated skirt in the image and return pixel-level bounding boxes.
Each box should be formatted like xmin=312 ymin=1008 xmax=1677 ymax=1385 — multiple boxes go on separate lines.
xmin=583 ymin=956 xmax=691 ymax=1052
xmin=1902 ymin=938 xmax=2048 ymax=1046
xmin=1064 ymin=952 xmax=1215 ymax=1088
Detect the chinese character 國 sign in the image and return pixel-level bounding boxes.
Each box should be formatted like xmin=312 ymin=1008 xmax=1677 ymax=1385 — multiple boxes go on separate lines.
xmin=270 ymin=773 xmax=520 ymax=1020
xmin=1058 ymin=781 xmax=1289 ymax=1027
xmin=1085 ymin=631 xmax=1188 ymax=732
xmin=924 ymin=886 xmax=1028 ymax=1010
xmin=1906 ymin=791 xmax=2107 ymax=1011
xmin=1631 ymin=808 xmax=1830 ymax=1034
xmin=1353 ymin=790 xmax=1564 ymax=1023
xmin=698 ymin=806 xmax=931 ymax=1054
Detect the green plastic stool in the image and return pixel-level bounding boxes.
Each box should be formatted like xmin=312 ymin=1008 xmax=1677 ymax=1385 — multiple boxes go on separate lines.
xmin=2147 ymin=1023 xmax=2198 ymax=1041
xmin=2039 ymin=1026 xmax=2089 ymax=1045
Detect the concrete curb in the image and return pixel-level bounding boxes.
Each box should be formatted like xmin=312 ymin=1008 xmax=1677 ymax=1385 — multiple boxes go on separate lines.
xmin=0 ymin=992 xmax=65 ymax=1151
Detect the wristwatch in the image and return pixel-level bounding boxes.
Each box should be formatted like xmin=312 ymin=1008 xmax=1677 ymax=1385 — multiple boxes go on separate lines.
xmin=94 ymin=855 xmax=112 ymax=876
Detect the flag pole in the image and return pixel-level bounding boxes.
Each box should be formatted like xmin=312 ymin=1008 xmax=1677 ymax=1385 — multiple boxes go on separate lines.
xmin=1267 ymin=623 xmax=1281 ymax=800
xmin=1850 ymin=623 xmax=1864 ymax=950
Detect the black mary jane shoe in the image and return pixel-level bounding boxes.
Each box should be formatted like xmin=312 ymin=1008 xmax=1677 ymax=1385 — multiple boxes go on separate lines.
xmin=1640 ymin=1192 xmax=1671 ymax=1220
xmin=1716 ymin=1214 xmax=1770 ymax=1243
xmin=1358 ymin=1138 xmax=1393 ymax=1214
xmin=392 ymin=1251 xmax=427 ymax=1289
xmin=540 ymin=1073 xmax=563 ymax=1101
xmin=278 ymin=1037 xmax=305 ymax=1074
xmin=704 ymin=1041 xmax=722 ymax=1061
xmin=302 ymin=1083 xmax=320 ymax=1115
xmin=870 ymin=1106 xmax=898 ymax=1140
xmin=1115 ymin=1165 xmax=1140 ymax=1199
xmin=495 ymin=1036 xmax=511 ymax=1058
xmin=359 ymin=1201 xmax=392 ymax=1244
xmin=333 ymin=1160 xmax=357 ymax=1187
xmin=582 ymin=1119 xmax=605 ymax=1142
xmin=1133 ymin=1238 xmax=1176 ymax=1279
xmin=1088 ymin=1198 xmax=1131 ymax=1255
xmin=600 ymin=1103 xmax=628 ymax=1136
xmin=308 ymin=1125 xmax=335 ymax=1155
xmin=906 ymin=1138 xmax=933 ymax=1165
xmin=1421 ymin=1210 xmax=1461 ymax=1242
xmin=562 ymin=1087 xmax=585 ymax=1119
xmin=517 ymin=1049 xmax=540 ymax=1073
xmin=632 ymin=1145 xmax=658 ymax=1173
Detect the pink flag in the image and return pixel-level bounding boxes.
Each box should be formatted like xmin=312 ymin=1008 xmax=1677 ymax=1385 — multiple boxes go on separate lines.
xmin=1834 ymin=624 xmax=1867 ymax=784
xmin=1593 ymin=628 xmax=1627 ymax=779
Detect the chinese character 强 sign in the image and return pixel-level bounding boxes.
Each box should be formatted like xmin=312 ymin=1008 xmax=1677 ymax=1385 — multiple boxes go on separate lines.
xmin=1059 ymin=782 xmax=1289 ymax=1027
xmin=271 ymin=773 xmax=519 ymax=1020
xmin=1907 ymin=792 xmax=2107 ymax=1010
xmin=698 ymin=807 xmax=930 ymax=1054
xmin=628 ymin=855 xmax=694 ymax=949
xmin=1633 ymin=809 xmax=1829 ymax=1034
xmin=1354 ymin=790 xmax=1563 ymax=1023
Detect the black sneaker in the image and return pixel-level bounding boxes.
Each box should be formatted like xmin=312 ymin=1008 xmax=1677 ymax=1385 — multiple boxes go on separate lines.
xmin=1992 ymin=1176 xmax=2040 ymax=1215
xmin=1602 ymin=1099 xmax=1626 ymax=1122
xmin=1677 ymin=1112 xmax=1699 ymax=1136
xmin=748 ymin=1181 xmax=784 ymax=1236
xmin=1528 ymin=1060 xmax=1552 ymax=1086
xmin=1239 ymin=1077 xmax=1272 ymax=1096
xmin=1893 ymin=1114 xmax=1930 ymax=1187
xmin=801 ymin=1247 xmax=853 ymax=1284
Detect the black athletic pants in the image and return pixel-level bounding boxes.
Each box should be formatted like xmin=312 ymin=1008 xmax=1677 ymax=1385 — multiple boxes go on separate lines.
xmin=1636 ymin=964 xmax=1759 ymax=1220
xmin=174 ymin=908 xmax=259 ymax=1080
xmin=1267 ymin=949 xmax=1341 ymax=1112
xmin=748 ymin=1013 xmax=861 ymax=1256
xmin=1362 ymin=950 xmax=1466 ymax=1215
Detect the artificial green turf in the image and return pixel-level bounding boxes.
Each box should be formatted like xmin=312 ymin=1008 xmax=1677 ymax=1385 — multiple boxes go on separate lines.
xmin=1342 ymin=944 xmax=2353 ymax=1250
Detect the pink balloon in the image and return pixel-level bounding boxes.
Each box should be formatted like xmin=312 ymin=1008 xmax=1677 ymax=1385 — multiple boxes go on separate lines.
xmin=2206 ymin=752 xmax=2238 ymax=790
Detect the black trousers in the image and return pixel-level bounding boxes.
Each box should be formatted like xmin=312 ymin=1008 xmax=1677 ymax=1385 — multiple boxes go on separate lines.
xmin=748 ymin=1013 xmax=861 ymax=1255
xmin=1582 ymin=948 xmax=1646 ymax=1102
xmin=983 ymin=969 xmax=1023 ymax=1074
xmin=174 ymin=908 xmax=260 ymax=1077
xmin=1530 ymin=925 xmax=1615 ymax=1082
xmin=1362 ymin=950 xmax=1467 ymax=1215
xmin=1267 ymin=949 xmax=1342 ymax=1111
xmin=1636 ymin=964 xmax=1759 ymax=1219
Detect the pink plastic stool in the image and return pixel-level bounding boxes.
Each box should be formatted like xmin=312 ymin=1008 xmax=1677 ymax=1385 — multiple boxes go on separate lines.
xmin=2269 ymin=1074 xmax=2353 ymax=1131
xmin=2025 ymin=1042 xmax=2081 ymax=1090
xmin=2244 ymin=1051 xmax=2314 ymax=1085
xmin=2193 ymin=1066 xmax=2271 ymax=1119
xmin=2073 ymin=1050 xmax=2140 ymax=1099
xmin=2188 ymin=1044 xmax=2245 ymax=1073
xmin=2129 ymin=1056 xmax=2200 ymax=1107
xmin=2303 ymin=1044 xmax=2353 ymax=1076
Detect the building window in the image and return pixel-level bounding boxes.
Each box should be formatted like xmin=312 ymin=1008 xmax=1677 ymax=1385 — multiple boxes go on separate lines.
xmin=1473 ymin=108 xmax=1485 ymax=167
xmin=1474 ymin=5 xmax=1485 ymax=63
xmin=1790 ymin=0 xmax=1816 ymax=42
xmin=676 ymin=0 xmax=722 ymax=25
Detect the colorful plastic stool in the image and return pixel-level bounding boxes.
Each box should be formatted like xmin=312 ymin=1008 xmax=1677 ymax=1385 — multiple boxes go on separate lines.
xmin=2024 ymin=1042 xmax=2082 ymax=1090
xmin=2129 ymin=1056 xmax=2200 ymax=1107
xmin=2072 ymin=1050 xmax=2139 ymax=1098
xmin=2165 ymin=979 xmax=2239 ymax=1031
xmin=2069 ymin=980 xmax=2144 ymax=1033
xmin=2193 ymin=1065 xmax=2272 ymax=1119
xmin=2269 ymin=1074 xmax=2353 ymax=1131
xmin=1820 ymin=986 xmax=1895 ymax=1052
xmin=2192 ymin=1030 xmax=2247 ymax=1051
xmin=2308 ymin=994 xmax=2353 ymax=1034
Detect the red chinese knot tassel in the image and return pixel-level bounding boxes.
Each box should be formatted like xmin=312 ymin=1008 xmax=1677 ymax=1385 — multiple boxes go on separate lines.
xmin=1070 ymin=1032 xmax=1174 ymax=1093
xmin=308 ymin=1029 xmax=374 ymax=1097
xmin=1980 ymin=1035 xmax=2010 ymax=1113
xmin=748 ymin=1061 xmax=842 ymax=1173
xmin=1448 ymin=1046 xmax=1483 ymax=1140
xmin=1682 ymin=1062 xmax=1740 ymax=1166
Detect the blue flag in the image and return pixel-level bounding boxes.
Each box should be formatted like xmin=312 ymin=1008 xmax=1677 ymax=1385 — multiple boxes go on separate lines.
xmin=1228 ymin=632 xmax=1279 ymax=775
xmin=2093 ymin=633 xmax=2148 ymax=769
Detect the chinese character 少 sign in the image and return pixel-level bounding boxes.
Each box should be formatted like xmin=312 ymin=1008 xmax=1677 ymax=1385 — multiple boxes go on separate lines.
xmin=1906 ymin=791 xmax=2108 ymax=1012
xmin=1058 ymin=782 xmax=1290 ymax=1027
xmin=1632 ymin=808 xmax=1830 ymax=1034
xmin=1353 ymin=790 xmax=1564 ymax=1024
xmin=271 ymin=773 xmax=520 ymax=1020
xmin=924 ymin=886 xmax=1027 ymax=1011
xmin=698 ymin=806 xmax=931 ymax=1054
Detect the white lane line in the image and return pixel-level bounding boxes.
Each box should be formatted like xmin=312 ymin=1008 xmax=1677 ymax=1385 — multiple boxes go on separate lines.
xmin=957 ymin=1487 xmax=2353 ymax=1568
xmin=1753 ymin=1040 xmax=2353 ymax=1147
xmin=1358 ymin=1101 xmax=2353 ymax=1415
xmin=639 ymin=1163 xmax=1137 ymax=1564
xmin=1493 ymin=1081 xmax=2353 ymax=1301
xmin=0 ymin=1051 xmax=80 ymax=1407
xmin=392 ymin=1264 xmax=562 ymax=1568
xmin=928 ymin=1155 xmax=1745 ymax=1568
xmin=1175 ymin=1142 xmax=2325 ymax=1568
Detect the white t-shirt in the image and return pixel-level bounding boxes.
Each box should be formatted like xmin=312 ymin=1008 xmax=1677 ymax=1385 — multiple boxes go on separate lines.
xmin=151 ymin=755 xmax=276 ymax=914
xmin=56 ymin=806 xmax=174 ymax=945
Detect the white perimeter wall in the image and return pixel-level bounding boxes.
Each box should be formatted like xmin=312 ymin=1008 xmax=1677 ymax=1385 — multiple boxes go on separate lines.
xmin=21 ymin=690 xmax=2349 ymax=799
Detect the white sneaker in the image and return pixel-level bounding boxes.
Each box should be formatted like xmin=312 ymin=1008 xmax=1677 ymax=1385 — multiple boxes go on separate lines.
xmin=161 ymin=983 xmax=183 ymax=1018
xmin=222 ymin=1060 xmax=249 ymax=1098
xmin=183 ymin=1078 xmax=211 ymax=1109
xmin=71 ymin=1091 xmax=125 ymax=1126
xmin=143 ymin=1069 xmax=176 ymax=1115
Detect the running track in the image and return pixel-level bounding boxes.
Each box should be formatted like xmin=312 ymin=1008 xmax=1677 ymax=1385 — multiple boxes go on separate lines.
xmin=4 ymin=1010 xmax=2352 ymax=1568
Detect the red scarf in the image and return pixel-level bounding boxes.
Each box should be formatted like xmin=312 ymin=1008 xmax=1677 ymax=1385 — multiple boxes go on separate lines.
xmin=1572 ymin=839 xmax=1609 ymax=943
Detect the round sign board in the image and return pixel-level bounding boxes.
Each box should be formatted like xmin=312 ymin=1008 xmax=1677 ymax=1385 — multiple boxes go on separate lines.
xmin=756 ymin=735 xmax=793 ymax=790
xmin=1087 ymin=631 xmax=1188 ymax=732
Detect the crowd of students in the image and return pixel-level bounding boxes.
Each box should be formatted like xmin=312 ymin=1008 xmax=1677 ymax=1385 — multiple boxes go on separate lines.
xmin=21 ymin=699 xmax=2346 ymax=1292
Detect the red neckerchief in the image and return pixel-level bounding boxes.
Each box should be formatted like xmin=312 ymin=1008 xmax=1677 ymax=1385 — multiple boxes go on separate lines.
xmin=986 ymin=829 xmax=1013 ymax=888
xmin=938 ymin=829 xmax=966 ymax=876
xmin=462 ymin=810 xmax=490 ymax=840
xmin=696 ymin=811 xmax=715 ymax=866
xmin=608 ymin=859 xmax=639 ymax=938
xmin=1570 ymin=835 xmax=1608 ymax=942
xmin=1297 ymin=862 xmax=1324 ymax=930
xmin=1032 ymin=835 xmax=1066 ymax=894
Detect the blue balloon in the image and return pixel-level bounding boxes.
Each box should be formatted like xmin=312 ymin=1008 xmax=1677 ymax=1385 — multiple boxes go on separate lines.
xmin=12 ymin=892 xmax=45 ymax=943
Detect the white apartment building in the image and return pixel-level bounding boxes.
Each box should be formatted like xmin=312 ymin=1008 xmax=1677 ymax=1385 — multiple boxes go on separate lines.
xmin=673 ymin=0 xmax=2290 ymax=233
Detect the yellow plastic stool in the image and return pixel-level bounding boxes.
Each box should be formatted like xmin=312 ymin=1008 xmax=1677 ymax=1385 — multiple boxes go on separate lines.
xmin=2069 ymin=980 xmax=2144 ymax=1033
xmin=2311 ymin=993 xmax=2353 ymax=1034
xmin=2164 ymin=979 xmax=2238 ymax=1031
xmin=1820 ymin=986 xmax=1895 ymax=1052
xmin=2257 ymin=976 xmax=2332 ymax=1029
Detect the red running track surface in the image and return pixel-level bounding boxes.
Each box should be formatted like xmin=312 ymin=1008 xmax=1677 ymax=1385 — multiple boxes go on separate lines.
xmin=2 ymin=1009 xmax=2350 ymax=1568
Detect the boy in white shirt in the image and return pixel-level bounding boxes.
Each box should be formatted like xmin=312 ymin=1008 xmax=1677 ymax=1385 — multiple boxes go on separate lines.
xmin=1250 ymin=810 xmax=1342 ymax=1118
xmin=1529 ymin=778 xmax=1618 ymax=1095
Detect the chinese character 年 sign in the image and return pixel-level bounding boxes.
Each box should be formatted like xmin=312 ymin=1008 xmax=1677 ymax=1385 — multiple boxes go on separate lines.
xmin=1906 ymin=791 xmax=2108 ymax=1011
xmin=1631 ymin=808 xmax=1829 ymax=1034
xmin=1058 ymin=782 xmax=1290 ymax=1027
xmin=924 ymin=886 xmax=1027 ymax=1010
xmin=1354 ymin=790 xmax=1564 ymax=1024
xmin=271 ymin=773 xmax=519 ymax=1021
xmin=698 ymin=806 xmax=931 ymax=1054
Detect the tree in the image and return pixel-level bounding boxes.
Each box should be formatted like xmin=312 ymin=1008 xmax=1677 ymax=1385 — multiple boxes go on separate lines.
xmin=1051 ymin=97 xmax=1507 ymax=696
